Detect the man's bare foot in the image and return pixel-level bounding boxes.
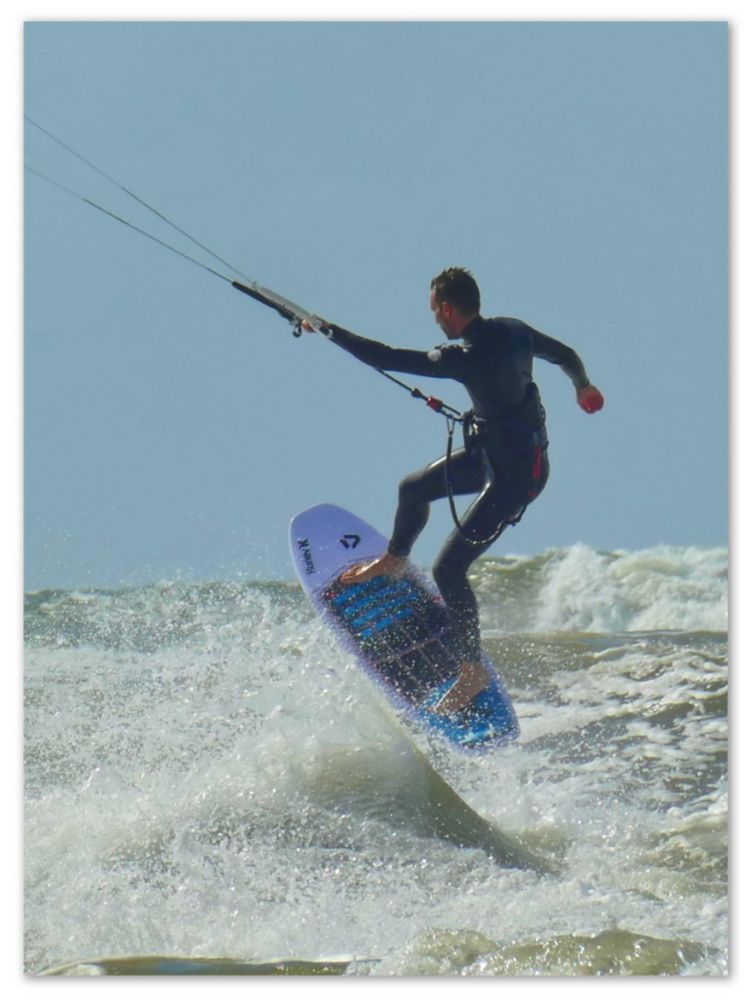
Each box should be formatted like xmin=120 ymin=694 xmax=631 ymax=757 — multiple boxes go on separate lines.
xmin=340 ymin=552 xmax=407 ymax=585
xmin=433 ymin=660 xmax=491 ymax=715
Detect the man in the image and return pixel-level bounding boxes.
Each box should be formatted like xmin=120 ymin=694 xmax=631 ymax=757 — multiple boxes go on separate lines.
xmin=306 ymin=268 xmax=604 ymax=714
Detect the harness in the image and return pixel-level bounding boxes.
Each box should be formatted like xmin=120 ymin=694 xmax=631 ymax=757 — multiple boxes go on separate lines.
xmin=444 ymin=410 xmax=548 ymax=548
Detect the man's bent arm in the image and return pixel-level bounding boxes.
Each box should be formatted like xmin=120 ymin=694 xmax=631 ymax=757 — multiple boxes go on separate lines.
xmin=532 ymin=329 xmax=590 ymax=389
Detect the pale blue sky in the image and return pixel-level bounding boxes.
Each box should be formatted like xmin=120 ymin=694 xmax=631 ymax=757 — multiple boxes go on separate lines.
xmin=23 ymin=18 xmax=728 ymax=589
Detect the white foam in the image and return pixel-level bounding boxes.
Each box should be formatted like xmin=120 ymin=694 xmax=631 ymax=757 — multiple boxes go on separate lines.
xmin=533 ymin=544 xmax=727 ymax=633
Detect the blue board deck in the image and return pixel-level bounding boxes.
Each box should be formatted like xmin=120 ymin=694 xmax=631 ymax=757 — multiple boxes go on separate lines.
xmin=289 ymin=504 xmax=519 ymax=752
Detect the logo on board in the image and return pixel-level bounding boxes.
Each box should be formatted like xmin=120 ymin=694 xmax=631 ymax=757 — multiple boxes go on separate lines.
xmin=297 ymin=538 xmax=315 ymax=575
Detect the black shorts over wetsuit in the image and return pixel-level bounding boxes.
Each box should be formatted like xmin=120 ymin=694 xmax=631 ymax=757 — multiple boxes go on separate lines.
xmin=327 ymin=315 xmax=590 ymax=663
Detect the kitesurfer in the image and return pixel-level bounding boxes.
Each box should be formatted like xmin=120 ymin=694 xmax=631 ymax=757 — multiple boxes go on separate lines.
xmin=305 ymin=267 xmax=604 ymax=714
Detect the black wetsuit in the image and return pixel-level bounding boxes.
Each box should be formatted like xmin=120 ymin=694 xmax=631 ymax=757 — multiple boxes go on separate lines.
xmin=327 ymin=315 xmax=591 ymax=662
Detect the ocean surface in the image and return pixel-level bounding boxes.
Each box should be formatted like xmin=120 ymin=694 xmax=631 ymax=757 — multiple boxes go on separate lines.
xmin=24 ymin=543 xmax=728 ymax=976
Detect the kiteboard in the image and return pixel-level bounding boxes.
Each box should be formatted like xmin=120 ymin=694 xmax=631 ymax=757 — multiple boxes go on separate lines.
xmin=289 ymin=503 xmax=519 ymax=752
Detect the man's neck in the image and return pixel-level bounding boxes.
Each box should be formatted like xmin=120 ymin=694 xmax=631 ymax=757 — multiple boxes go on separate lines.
xmin=458 ymin=313 xmax=481 ymax=339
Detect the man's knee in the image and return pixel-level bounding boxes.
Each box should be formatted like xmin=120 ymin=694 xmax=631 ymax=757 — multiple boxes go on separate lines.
xmin=433 ymin=549 xmax=467 ymax=599
xmin=432 ymin=556 xmax=450 ymax=595
xmin=398 ymin=470 xmax=425 ymax=504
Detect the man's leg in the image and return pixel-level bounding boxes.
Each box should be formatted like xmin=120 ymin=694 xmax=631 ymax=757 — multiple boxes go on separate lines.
xmin=341 ymin=450 xmax=484 ymax=584
xmin=431 ymin=475 xmax=529 ymax=713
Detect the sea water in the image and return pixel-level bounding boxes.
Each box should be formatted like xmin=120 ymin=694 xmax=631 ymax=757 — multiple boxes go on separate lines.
xmin=24 ymin=544 xmax=728 ymax=976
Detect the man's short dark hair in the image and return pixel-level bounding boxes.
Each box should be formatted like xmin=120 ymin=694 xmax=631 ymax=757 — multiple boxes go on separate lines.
xmin=430 ymin=267 xmax=481 ymax=315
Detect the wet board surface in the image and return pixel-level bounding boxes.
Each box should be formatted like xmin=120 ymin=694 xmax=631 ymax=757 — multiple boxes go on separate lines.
xmin=289 ymin=503 xmax=519 ymax=752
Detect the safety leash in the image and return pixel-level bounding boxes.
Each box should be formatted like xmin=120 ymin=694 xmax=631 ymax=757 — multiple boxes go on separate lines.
xmin=443 ymin=416 xmax=530 ymax=548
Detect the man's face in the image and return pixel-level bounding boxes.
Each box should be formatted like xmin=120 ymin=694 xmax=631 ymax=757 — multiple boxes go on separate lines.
xmin=429 ymin=289 xmax=460 ymax=339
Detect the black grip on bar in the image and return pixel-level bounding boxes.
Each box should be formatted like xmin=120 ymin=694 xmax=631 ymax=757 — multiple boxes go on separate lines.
xmin=231 ymin=280 xmax=296 ymax=322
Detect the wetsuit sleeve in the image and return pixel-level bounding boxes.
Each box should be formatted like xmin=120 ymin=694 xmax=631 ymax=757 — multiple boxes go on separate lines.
xmin=326 ymin=323 xmax=462 ymax=380
xmin=531 ymin=330 xmax=591 ymax=389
